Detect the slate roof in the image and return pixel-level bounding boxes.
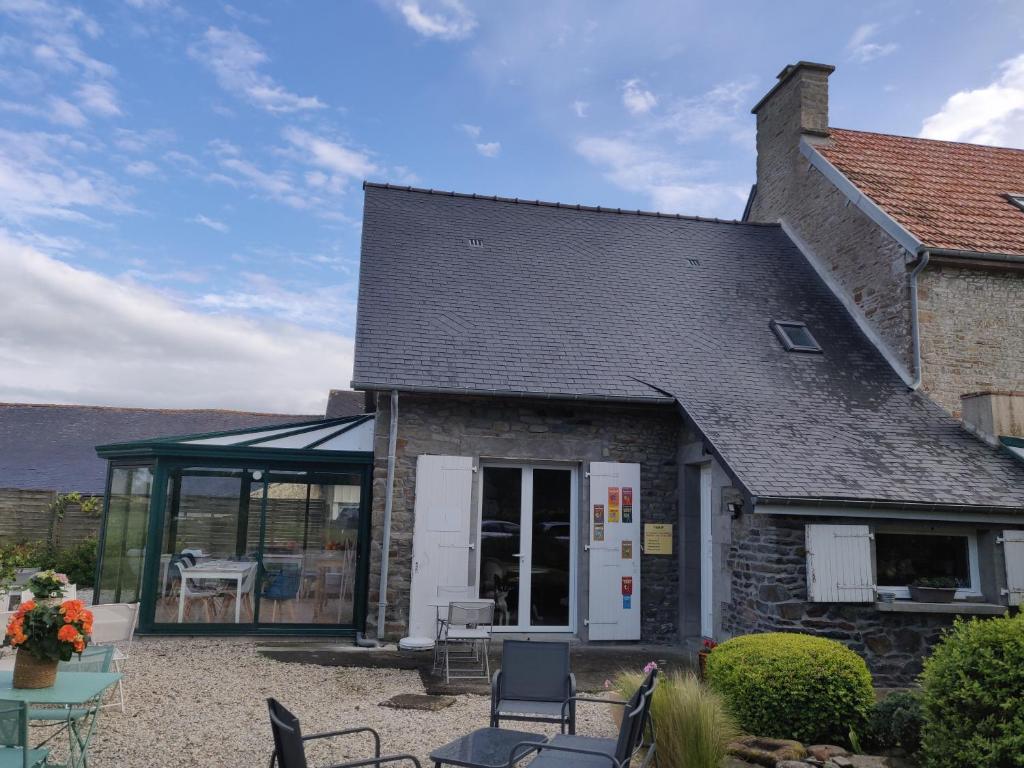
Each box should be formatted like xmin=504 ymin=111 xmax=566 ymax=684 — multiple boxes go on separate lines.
xmin=817 ymin=128 xmax=1024 ymax=256
xmin=0 ymin=404 xmax=323 ymax=494
xmin=354 ymin=183 xmax=1024 ymax=511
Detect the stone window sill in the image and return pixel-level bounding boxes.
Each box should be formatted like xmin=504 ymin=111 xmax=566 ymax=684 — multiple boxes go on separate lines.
xmin=875 ymin=600 xmax=1005 ymax=615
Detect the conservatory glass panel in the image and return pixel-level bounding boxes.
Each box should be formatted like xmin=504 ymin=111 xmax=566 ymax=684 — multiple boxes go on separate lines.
xmin=96 ymin=465 xmax=153 ymax=604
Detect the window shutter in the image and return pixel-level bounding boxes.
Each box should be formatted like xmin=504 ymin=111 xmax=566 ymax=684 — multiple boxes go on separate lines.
xmin=805 ymin=524 xmax=874 ymax=602
xmin=1001 ymin=530 xmax=1024 ymax=607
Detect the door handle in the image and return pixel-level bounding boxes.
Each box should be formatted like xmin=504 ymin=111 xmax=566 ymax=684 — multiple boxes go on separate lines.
xmin=513 ymin=553 xmax=524 ymax=558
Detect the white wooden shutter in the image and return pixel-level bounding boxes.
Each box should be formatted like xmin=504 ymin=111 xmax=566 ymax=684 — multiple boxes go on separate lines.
xmin=406 ymin=455 xmax=474 ymax=640
xmin=1001 ymin=530 xmax=1024 ymax=607
xmin=805 ymin=524 xmax=874 ymax=602
xmin=587 ymin=462 xmax=641 ymax=640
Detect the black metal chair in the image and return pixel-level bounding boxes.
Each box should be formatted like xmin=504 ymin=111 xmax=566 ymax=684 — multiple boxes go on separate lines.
xmin=490 ymin=641 xmax=576 ymax=734
xmin=266 ymin=698 xmax=422 ymax=768
xmin=508 ymin=667 xmax=658 ymax=768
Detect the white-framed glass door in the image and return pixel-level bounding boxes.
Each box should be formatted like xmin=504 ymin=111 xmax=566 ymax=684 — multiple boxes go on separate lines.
xmin=478 ymin=464 xmax=576 ymax=632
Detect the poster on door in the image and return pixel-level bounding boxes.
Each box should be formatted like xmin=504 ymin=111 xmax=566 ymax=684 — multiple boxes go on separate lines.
xmin=621 ymin=575 xmax=633 ymax=596
xmin=622 ymin=487 xmax=633 ymax=523
xmin=593 ymin=523 xmax=605 ymax=542
xmin=593 ymin=504 xmax=604 ymax=525
xmin=608 ymin=487 xmax=620 ymax=523
xmin=621 ymin=540 xmax=633 ymax=559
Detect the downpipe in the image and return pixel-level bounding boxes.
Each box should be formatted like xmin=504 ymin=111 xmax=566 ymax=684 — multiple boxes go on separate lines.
xmin=908 ymin=250 xmax=930 ymax=390
xmin=375 ymin=389 xmax=399 ymax=640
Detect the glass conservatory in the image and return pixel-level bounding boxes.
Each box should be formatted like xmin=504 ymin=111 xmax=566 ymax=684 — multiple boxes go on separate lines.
xmin=93 ymin=415 xmax=375 ymax=636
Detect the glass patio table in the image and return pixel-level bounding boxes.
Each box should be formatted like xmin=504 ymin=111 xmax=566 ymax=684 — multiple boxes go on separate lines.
xmin=0 ymin=670 xmax=121 ymax=768
xmin=430 ymin=727 xmax=547 ymax=768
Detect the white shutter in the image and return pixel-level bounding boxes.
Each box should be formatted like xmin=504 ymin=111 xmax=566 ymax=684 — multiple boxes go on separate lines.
xmin=406 ymin=455 xmax=474 ymax=640
xmin=587 ymin=462 xmax=641 ymax=640
xmin=1001 ymin=530 xmax=1024 ymax=607
xmin=805 ymin=524 xmax=874 ymax=602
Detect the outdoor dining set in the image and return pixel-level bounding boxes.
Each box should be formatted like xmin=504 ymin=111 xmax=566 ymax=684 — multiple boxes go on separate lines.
xmin=267 ymin=640 xmax=659 ymax=768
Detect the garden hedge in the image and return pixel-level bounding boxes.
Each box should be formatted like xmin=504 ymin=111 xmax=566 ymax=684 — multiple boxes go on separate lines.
xmin=919 ymin=614 xmax=1024 ymax=768
xmin=705 ymin=632 xmax=874 ymax=745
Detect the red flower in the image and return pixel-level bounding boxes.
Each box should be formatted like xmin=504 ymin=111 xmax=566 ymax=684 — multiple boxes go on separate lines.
xmin=57 ymin=624 xmax=80 ymax=643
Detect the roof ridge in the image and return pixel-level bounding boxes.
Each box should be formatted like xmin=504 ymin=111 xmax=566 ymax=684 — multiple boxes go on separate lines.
xmin=362 ymin=181 xmax=781 ymax=228
xmin=0 ymin=402 xmax=311 ymax=417
xmin=829 ymin=126 xmax=1024 ymax=155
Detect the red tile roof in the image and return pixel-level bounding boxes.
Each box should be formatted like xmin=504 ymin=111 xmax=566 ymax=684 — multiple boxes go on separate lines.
xmin=817 ymin=128 xmax=1024 ymax=256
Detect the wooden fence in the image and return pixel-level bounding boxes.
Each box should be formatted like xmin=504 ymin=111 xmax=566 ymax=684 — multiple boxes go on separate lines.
xmin=0 ymin=488 xmax=103 ymax=546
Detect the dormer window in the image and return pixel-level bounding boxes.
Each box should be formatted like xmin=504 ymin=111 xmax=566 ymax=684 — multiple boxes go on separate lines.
xmin=771 ymin=319 xmax=822 ymax=353
xmin=1006 ymin=194 xmax=1024 ymax=212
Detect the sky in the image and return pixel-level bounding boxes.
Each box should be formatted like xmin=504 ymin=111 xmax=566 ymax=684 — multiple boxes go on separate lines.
xmin=1 ymin=0 xmax=1023 ymax=414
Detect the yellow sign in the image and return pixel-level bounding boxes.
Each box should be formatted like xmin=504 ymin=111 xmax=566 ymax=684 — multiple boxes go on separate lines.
xmin=644 ymin=524 xmax=673 ymax=555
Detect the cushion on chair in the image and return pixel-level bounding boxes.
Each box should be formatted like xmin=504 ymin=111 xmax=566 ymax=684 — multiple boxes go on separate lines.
xmin=495 ymin=699 xmax=567 ymax=720
xmin=0 ymin=747 xmax=49 ymax=768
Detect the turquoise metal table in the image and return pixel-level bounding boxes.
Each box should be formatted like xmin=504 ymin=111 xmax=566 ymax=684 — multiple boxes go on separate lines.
xmin=0 ymin=670 xmax=121 ymax=768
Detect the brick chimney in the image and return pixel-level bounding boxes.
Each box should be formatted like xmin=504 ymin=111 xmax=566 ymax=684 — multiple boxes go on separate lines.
xmin=746 ymin=61 xmax=835 ymax=223
xmin=960 ymin=391 xmax=1024 ymax=446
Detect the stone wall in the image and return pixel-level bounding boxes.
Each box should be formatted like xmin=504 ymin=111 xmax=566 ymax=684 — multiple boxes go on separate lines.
xmin=365 ymin=392 xmax=681 ymax=642
xmin=918 ymin=263 xmax=1024 ymax=415
xmin=722 ymin=512 xmax=1023 ymax=686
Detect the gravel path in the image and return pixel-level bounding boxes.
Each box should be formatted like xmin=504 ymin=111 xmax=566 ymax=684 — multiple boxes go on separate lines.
xmin=78 ymin=637 xmax=616 ymax=768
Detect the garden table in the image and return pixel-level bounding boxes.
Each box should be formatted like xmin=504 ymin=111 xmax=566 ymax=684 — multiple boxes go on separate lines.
xmin=0 ymin=670 xmax=120 ymax=768
xmin=176 ymin=560 xmax=256 ymax=623
xmin=430 ymin=727 xmax=546 ymax=768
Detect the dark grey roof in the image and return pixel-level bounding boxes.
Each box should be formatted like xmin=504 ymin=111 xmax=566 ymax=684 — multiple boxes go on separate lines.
xmin=326 ymin=389 xmax=366 ymax=418
xmin=354 ymin=183 xmax=1024 ymax=511
xmin=0 ymin=404 xmax=319 ymax=493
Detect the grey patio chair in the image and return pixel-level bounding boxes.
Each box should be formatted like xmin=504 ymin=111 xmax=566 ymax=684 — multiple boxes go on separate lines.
xmin=266 ymin=698 xmax=421 ymax=768
xmin=0 ymin=700 xmax=49 ymax=768
xmin=490 ymin=641 xmax=576 ymax=734
xmin=435 ymin=601 xmax=494 ymax=683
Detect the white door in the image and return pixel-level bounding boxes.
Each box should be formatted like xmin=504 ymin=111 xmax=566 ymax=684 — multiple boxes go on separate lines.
xmin=406 ymin=455 xmax=474 ymax=641
xmin=699 ymin=464 xmax=714 ymax=638
xmin=587 ymin=462 xmax=641 ymax=640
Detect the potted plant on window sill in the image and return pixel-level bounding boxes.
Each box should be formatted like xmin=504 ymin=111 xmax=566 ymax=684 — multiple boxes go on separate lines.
xmin=909 ymin=577 xmax=958 ymax=603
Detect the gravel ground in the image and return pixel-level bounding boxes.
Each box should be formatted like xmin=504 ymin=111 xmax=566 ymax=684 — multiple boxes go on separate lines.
xmin=74 ymin=637 xmax=616 ymax=768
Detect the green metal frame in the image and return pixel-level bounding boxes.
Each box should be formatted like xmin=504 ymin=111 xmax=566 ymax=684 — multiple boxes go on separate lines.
xmin=94 ymin=417 xmax=375 ymax=638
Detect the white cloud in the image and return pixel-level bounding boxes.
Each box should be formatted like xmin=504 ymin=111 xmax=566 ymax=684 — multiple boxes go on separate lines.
xmin=575 ymin=135 xmax=747 ymax=217
xmin=571 ymin=99 xmax=588 ymax=118
xmin=196 ymin=272 xmax=355 ymax=328
xmin=76 ymin=81 xmax=121 ymax=116
xmin=47 ymin=96 xmax=87 ymax=126
xmin=920 ymin=54 xmax=1024 ymax=148
xmin=459 ymin=123 xmax=481 ymax=138
xmin=124 ymin=159 xmax=158 ymax=176
xmin=846 ymin=23 xmax=898 ymax=63
xmin=395 ymin=0 xmax=476 ymax=41
xmin=622 ymin=79 xmax=657 ymax=115
xmin=283 ymin=126 xmax=377 ymax=179
xmin=189 ymin=26 xmax=325 ymax=113
xmin=475 ymin=141 xmax=500 ymax=157
xmin=658 ymin=79 xmax=756 ymax=144
xmin=191 ymin=213 xmax=229 ymax=232
xmin=0 ymin=234 xmax=352 ymax=412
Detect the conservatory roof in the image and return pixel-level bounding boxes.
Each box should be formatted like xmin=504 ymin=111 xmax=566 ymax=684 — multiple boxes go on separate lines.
xmin=95 ymin=414 xmax=375 ymax=462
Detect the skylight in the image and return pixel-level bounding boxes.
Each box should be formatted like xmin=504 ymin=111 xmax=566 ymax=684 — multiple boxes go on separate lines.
xmin=770 ymin=320 xmax=822 ymax=353
xmin=1007 ymin=194 xmax=1024 ymax=212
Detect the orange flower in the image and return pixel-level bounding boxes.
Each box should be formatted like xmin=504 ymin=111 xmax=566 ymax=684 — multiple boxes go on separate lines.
xmin=72 ymin=638 xmax=85 ymax=653
xmin=6 ymin=616 xmax=26 ymax=646
xmin=60 ymin=600 xmax=86 ymax=623
xmin=16 ymin=600 xmax=35 ymax=617
xmin=57 ymin=624 xmax=79 ymax=643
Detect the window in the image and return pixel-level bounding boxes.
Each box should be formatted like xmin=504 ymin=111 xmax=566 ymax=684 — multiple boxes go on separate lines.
xmin=770 ymin=319 xmax=822 ymax=353
xmin=875 ymin=530 xmax=981 ymax=599
xmin=1006 ymin=194 xmax=1024 ymax=212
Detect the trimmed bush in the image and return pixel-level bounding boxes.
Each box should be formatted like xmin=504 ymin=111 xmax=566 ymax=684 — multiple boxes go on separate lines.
xmin=865 ymin=690 xmax=924 ymax=755
xmin=50 ymin=537 xmax=98 ymax=588
xmin=612 ymin=670 xmax=738 ymax=768
xmin=705 ymin=632 xmax=874 ymax=745
xmin=919 ymin=614 xmax=1024 ymax=768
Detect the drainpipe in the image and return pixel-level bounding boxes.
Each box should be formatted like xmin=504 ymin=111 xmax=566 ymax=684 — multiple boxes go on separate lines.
xmin=375 ymin=389 xmax=399 ymax=640
xmin=908 ymin=250 xmax=931 ymax=389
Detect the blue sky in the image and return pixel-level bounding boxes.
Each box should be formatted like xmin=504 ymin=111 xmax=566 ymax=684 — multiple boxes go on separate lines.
xmin=1 ymin=0 xmax=1022 ymax=412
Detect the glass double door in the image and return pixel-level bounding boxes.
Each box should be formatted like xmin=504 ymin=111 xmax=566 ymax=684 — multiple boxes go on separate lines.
xmin=479 ymin=465 xmax=574 ymax=631
xmin=156 ymin=467 xmax=362 ymax=627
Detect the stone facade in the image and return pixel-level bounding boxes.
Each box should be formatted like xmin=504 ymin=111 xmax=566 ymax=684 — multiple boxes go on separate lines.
xmin=365 ymin=392 xmax=681 ymax=641
xmin=918 ymin=263 xmax=1024 ymax=415
xmin=721 ymin=512 xmax=1024 ymax=686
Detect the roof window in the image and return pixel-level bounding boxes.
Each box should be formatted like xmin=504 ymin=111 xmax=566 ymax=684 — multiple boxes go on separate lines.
xmin=770 ymin=320 xmax=822 ymax=353
xmin=1006 ymin=194 xmax=1024 ymax=212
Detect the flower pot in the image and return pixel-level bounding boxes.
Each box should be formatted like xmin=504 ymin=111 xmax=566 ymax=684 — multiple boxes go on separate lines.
xmin=13 ymin=651 xmax=58 ymax=689
xmin=909 ymin=585 xmax=957 ymax=603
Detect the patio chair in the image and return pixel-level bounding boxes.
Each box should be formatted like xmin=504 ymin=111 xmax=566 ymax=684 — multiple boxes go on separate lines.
xmin=89 ymin=602 xmax=139 ymax=713
xmin=0 ymin=700 xmax=49 ymax=768
xmin=262 ymin=565 xmax=301 ymax=622
xmin=218 ymin=564 xmax=258 ymax=623
xmin=490 ymin=641 xmax=576 ymax=734
xmin=175 ymin=561 xmax=219 ymax=622
xmin=266 ymin=697 xmax=422 ymax=768
xmin=435 ymin=601 xmax=494 ymax=684
xmin=28 ymin=646 xmax=115 ymax=730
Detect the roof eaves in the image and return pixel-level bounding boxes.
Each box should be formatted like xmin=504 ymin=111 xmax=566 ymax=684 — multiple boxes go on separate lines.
xmin=349 ymin=380 xmax=675 ymax=405
xmin=755 ymin=495 xmax=1024 ymax=522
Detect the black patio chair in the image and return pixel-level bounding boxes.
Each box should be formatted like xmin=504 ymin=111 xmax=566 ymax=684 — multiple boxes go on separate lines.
xmin=490 ymin=641 xmax=576 ymax=734
xmin=267 ymin=698 xmax=422 ymax=768
xmin=508 ymin=667 xmax=658 ymax=768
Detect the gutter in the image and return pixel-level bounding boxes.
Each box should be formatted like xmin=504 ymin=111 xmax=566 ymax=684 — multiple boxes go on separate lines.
xmin=376 ymin=389 xmax=399 ymax=640
xmin=349 ymin=381 xmax=674 ymax=405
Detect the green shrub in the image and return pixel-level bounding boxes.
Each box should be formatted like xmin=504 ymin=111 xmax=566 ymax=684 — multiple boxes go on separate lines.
xmin=612 ymin=669 xmax=738 ymax=768
xmin=865 ymin=690 xmax=924 ymax=755
xmin=919 ymin=614 xmax=1024 ymax=768
xmin=49 ymin=537 xmax=98 ymax=588
xmin=705 ymin=632 xmax=874 ymax=746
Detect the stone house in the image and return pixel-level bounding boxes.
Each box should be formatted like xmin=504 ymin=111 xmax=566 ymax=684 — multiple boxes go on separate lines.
xmin=352 ymin=57 xmax=1024 ymax=683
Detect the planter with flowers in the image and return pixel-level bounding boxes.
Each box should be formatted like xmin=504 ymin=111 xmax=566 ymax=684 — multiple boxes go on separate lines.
xmin=697 ymin=638 xmax=717 ymax=679
xmin=24 ymin=570 xmax=71 ymax=605
xmin=5 ymin=598 xmax=93 ymax=688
